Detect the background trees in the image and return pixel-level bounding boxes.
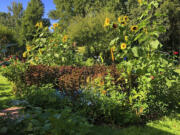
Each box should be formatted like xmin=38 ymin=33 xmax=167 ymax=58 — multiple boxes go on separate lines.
xmin=18 ymin=0 xmax=44 ymax=46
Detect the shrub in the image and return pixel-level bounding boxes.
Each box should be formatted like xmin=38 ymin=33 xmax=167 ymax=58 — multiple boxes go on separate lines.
xmin=24 ymin=84 xmax=71 ymax=109
xmin=24 ymin=65 xmax=137 ymax=96
xmin=0 ymin=59 xmax=28 ymax=96
xmin=0 ymin=107 xmax=92 ymax=135
xmin=75 ymin=73 xmax=139 ymax=125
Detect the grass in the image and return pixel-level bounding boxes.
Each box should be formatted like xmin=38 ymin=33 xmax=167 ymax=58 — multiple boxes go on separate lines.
xmin=0 ymin=74 xmax=14 ymax=109
xmin=89 ymin=114 xmax=180 ymax=135
xmin=0 ymin=73 xmax=180 ymax=135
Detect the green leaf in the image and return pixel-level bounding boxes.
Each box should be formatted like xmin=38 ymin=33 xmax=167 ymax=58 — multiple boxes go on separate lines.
xmin=132 ymin=47 xmax=139 ymax=57
xmin=150 ymin=40 xmax=160 ymax=49
xmin=134 ymin=33 xmax=143 ymax=41
xmin=110 ymin=37 xmax=119 ymax=46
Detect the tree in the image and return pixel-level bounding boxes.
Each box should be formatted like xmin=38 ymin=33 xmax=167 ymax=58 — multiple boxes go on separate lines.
xmin=19 ymin=0 xmax=44 ymax=46
xmin=0 ymin=12 xmax=13 ymax=28
xmin=48 ymin=0 xmax=128 ymax=28
xmin=7 ymin=2 xmax=23 ymax=27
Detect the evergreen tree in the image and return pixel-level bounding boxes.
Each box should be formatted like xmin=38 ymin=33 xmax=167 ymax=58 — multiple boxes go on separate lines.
xmin=7 ymin=2 xmax=23 ymax=28
xmin=19 ymin=0 xmax=44 ymax=46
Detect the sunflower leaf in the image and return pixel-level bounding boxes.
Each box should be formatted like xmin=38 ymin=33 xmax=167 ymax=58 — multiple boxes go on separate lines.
xmin=132 ymin=47 xmax=139 ymax=57
xmin=150 ymin=40 xmax=160 ymax=49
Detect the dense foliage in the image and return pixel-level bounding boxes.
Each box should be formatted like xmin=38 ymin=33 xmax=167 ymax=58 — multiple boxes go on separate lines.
xmin=0 ymin=0 xmax=180 ymax=134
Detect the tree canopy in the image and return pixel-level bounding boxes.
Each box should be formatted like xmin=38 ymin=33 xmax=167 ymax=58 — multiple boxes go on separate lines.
xmin=18 ymin=0 xmax=44 ymax=45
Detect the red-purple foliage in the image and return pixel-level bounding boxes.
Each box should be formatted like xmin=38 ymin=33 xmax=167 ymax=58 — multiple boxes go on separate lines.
xmin=25 ymin=65 xmax=137 ymax=94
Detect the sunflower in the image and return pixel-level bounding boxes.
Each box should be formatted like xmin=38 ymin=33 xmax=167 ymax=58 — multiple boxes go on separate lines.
xmin=102 ymin=90 xmax=107 ymax=95
xmin=123 ymin=16 xmax=129 ymax=22
xmin=121 ymin=43 xmax=127 ymax=50
xmin=35 ymin=22 xmax=39 ymax=27
xmin=131 ymin=25 xmax=138 ymax=32
xmin=125 ymin=36 xmax=128 ymax=41
xmin=62 ymin=35 xmax=68 ymax=43
xmin=120 ymin=21 xmax=126 ymax=26
xmin=23 ymin=52 xmax=27 ymax=58
xmin=118 ymin=16 xmax=123 ymax=23
xmin=39 ymin=22 xmax=43 ymax=28
xmin=104 ymin=18 xmax=110 ymax=27
xmin=26 ymin=45 xmax=31 ymax=52
xmin=53 ymin=23 xmax=59 ymax=28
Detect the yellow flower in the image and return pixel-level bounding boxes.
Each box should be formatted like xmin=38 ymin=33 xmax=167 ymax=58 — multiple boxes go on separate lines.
xmin=125 ymin=36 xmax=128 ymax=41
xmin=102 ymin=90 xmax=107 ymax=95
xmin=23 ymin=52 xmax=27 ymax=58
xmin=131 ymin=25 xmax=138 ymax=32
xmin=104 ymin=18 xmax=110 ymax=27
xmin=120 ymin=21 xmax=126 ymax=26
xmin=123 ymin=16 xmax=129 ymax=22
xmin=62 ymin=35 xmax=68 ymax=43
xmin=53 ymin=23 xmax=59 ymax=28
xmin=35 ymin=22 xmax=43 ymax=28
xmin=118 ymin=16 xmax=123 ymax=23
xmin=121 ymin=43 xmax=127 ymax=50
xmin=26 ymin=45 xmax=31 ymax=52
xmin=39 ymin=22 xmax=43 ymax=28
xmin=30 ymin=61 xmax=35 ymax=65
xmin=35 ymin=22 xmax=39 ymax=27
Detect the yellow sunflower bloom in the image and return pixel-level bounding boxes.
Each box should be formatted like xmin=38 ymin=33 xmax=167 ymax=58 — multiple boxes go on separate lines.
xmin=118 ymin=16 xmax=123 ymax=23
xmin=125 ymin=36 xmax=128 ymax=41
xmin=120 ymin=21 xmax=126 ymax=26
xmin=121 ymin=43 xmax=127 ymax=50
xmin=26 ymin=45 xmax=31 ymax=52
xmin=62 ymin=35 xmax=68 ymax=43
xmin=123 ymin=16 xmax=129 ymax=22
xmin=102 ymin=90 xmax=107 ymax=95
xmin=30 ymin=61 xmax=35 ymax=65
xmin=23 ymin=52 xmax=27 ymax=58
xmin=131 ymin=25 xmax=138 ymax=32
xmin=35 ymin=22 xmax=39 ymax=27
xmin=39 ymin=22 xmax=43 ymax=28
xmin=104 ymin=18 xmax=110 ymax=27
xmin=53 ymin=23 xmax=59 ymax=29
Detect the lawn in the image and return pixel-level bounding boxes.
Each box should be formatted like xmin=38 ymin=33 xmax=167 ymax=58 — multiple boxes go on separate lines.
xmin=0 ymin=74 xmax=180 ymax=135
xmin=0 ymin=75 xmax=14 ymax=109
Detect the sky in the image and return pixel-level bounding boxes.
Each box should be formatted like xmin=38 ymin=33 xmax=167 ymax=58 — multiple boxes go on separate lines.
xmin=0 ymin=0 xmax=58 ymax=24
